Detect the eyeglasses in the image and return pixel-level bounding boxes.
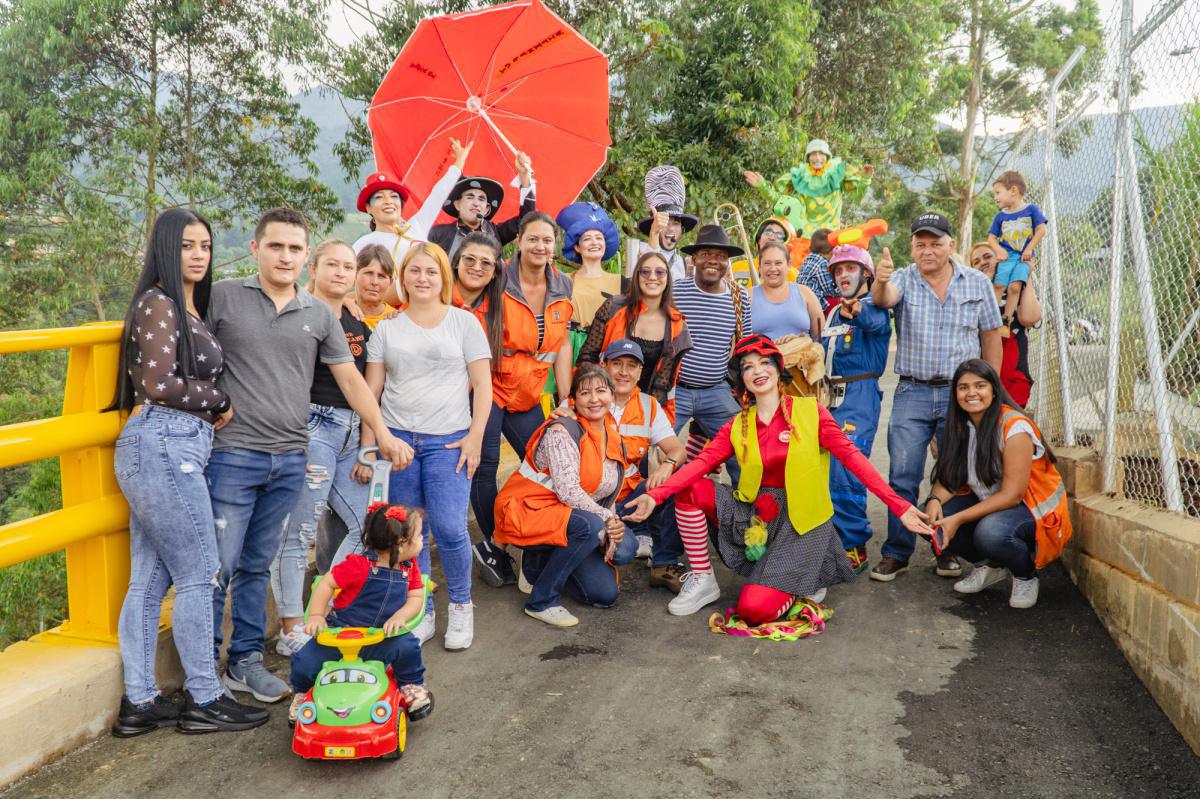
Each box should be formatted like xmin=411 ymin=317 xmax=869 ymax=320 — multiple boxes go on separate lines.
xmin=460 ymin=255 xmax=496 ymax=270
xmin=760 ymin=229 xmax=785 ymax=240
xmin=638 ymin=267 xmax=668 ymax=278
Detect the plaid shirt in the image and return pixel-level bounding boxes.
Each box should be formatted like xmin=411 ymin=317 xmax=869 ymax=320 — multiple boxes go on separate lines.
xmin=796 ymin=253 xmax=837 ymax=303
xmin=890 ymin=261 xmax=1002 ymax=380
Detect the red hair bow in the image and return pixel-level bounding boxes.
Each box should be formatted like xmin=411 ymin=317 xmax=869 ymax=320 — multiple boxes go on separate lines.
xmin=368 ymin=502 xmax=408 ymax=522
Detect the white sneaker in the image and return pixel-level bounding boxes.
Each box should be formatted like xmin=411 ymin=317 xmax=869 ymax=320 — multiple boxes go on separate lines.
xmin=444 ymin=602 xmax=474 ymax=650
xmin=636 ymin=535 xmax=653 ymax=560
xmin=524 ymin=605 xmax=579 ymax=627
xmin=1009 ymin=576 xmax=1040 ymax=609
xmin=517 ymin=553 xmax=533 ymax=595
xmin=953 ymin=564 xmax=1010 ymax=594
xmin=413 ymin=609 xmax=436 ymax=646
xmin=804 ymin=587 xmax=827 ymax=604
xmin=274 ymin=623 xmax=311 ymax=657
xmin=667 ymin=570 xmax=721 ymax=616
xmin=288 ymin=693 xmax=306 ymax=724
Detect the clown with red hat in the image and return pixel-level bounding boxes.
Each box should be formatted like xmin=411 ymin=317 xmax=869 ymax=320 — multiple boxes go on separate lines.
xmin=352 ymin=138 xmax=472 ymax=304
xmin=623 ymin=333 xmax=932 ymax=633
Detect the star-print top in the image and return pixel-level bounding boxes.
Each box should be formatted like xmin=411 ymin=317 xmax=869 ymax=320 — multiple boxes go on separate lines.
xmin=128 ymin=287 xmax=227 ymax=420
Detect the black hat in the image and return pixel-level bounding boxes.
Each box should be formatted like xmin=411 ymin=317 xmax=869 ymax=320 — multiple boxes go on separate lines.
xmin=636 ymin=205 xmax=701 ymax=236
xmin=910 ymin=211 xmax=953 ymax=237
xmin=444 ymin=177 xmax=505 ymax=220
xmin=680 ymin=224 xmax=744 ymax=257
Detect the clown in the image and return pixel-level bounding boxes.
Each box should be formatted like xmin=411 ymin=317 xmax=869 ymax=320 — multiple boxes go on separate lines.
xmin=820 ymin=245 xmax=892 ymax=575
xmin=428 ymin=151 xmax=538 ymax=260
xmin=637 ymin=165 xmax=700 ymax=283
xmin=624 ymin=334 xmax=932 ymax=625
xmin=352 ymin=138 xmax=472 ymax=305
xmin=744 ymin=139 xmax=873 ymax=261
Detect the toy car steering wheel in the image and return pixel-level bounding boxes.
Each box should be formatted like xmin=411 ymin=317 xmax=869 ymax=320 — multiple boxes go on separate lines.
xmin=317 ymin=627 xmax=385 ymax=660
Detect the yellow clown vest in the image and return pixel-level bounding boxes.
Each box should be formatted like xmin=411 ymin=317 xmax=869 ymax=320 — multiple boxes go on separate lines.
xmin=729 ymin=396 xmax=833 ymax=535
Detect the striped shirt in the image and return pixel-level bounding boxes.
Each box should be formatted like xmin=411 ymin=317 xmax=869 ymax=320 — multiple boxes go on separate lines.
xmin=890 ymin=261 xmax=1002 ymax=380
xmin=673 ymin=278 xmax=753 ymax=387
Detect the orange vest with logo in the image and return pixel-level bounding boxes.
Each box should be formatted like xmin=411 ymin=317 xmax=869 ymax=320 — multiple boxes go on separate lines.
xmin=494 ymin=415 xmax=627 ymax=548
xmin=493 ymin=261 xmax=574 ymax=412
xmin=1001 ymin=407 xmax=1073 ymax=568
xmin=451 ymin=284 xmax=489 ymax=333
xmin=614 ymin=389 xmax=659 ymax=500
xmin=599 ymin=298 xmax=688 ymax=423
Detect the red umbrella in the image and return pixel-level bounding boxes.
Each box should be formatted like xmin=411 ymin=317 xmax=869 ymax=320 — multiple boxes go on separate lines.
xmin=368 ymin=0 xmax=611 ymax=223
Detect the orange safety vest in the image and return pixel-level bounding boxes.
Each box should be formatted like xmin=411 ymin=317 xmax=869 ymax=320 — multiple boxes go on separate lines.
xmin=614 ymin=389 xmax=660 ymax=501
xmin=451 ymin=283 xmax=489 ymax=333
xmin=493 ymin=260 xmax=574 ymax=412
xmin=1001 ymin=407 xmax=1073 ymax=568
xmin=494 ymin=415 xmax=627 ymax=548
xmin=599 ymin=298 xmax=689 ymax=423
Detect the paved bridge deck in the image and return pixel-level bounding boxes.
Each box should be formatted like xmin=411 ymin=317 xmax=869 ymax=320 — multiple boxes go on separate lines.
xmin=5 ymin=373 xmax=1199 ymax=799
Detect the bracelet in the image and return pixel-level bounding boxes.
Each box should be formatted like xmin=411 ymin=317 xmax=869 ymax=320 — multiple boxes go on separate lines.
xmin=924 ymin=496 xmax=943 ymax=507
xmin=663 ymin=457 xmax=678 ymax=465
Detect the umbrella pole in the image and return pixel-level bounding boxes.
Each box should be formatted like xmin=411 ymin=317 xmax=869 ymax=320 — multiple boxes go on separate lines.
xmin=478 ymin=107 xmax=519 ymax=157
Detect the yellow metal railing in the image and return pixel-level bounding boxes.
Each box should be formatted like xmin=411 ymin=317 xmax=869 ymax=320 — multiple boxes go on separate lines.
xmin=0 ymin=322 xmax=128 ymax=645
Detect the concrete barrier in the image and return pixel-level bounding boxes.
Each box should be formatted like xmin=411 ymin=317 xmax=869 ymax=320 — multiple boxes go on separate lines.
xmin=1056 ymin=447 xmax=1200 ymax=756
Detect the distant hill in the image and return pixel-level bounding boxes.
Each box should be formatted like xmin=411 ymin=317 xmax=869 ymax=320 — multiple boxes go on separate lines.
xmin=294 ymin=88 xmax=366 ymax=211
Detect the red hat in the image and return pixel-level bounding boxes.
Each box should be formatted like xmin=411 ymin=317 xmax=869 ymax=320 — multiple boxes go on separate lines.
xmin=357 ymin=171 xmax=411 ymax=213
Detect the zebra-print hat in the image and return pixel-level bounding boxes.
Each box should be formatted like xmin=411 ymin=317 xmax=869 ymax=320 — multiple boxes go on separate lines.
xmin=637 ymin=165 xmax=699 ymax=236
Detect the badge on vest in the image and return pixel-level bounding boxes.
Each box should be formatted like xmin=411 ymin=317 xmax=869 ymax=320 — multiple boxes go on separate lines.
xmin=552 ymin=310 xmax=562 ymax=322
xmin=778 ymin=430 xmax=790 ymax=443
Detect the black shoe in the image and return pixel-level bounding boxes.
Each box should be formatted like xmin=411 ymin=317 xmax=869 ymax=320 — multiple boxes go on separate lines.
xmin=177 ymin=691 xmax=270 ymax=734
xmin=473 ymin=540 xmax=516 ymax=587
xmin=111 ymin=694 xmax=182 ymax=738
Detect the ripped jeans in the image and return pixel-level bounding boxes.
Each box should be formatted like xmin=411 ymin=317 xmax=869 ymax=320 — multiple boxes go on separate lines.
xmin=270 ymin=405 xmax=368 ymax=620
xmin=115 ymin=406 xmax=223 ymax=704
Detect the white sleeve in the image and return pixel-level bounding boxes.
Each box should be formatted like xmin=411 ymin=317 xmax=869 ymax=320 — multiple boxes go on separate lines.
xmin=458 ymin=310 xmax=492 ymax=364
xmin=365 ymin=320 xmax=388 ymax=363
xmin=410 ymin=166 xmax=463 ymax=241
xmin=647 ymin=400 xmax=675 ymax=445
xmin=1004 ymin=420 xmax=1045 ymax=460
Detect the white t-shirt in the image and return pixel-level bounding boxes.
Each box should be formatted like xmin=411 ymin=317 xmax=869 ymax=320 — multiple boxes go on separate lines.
xmin=367 ymin=306 xmax=490 ymax=435
xmin=612 ymin=396 xmax=674 ymax=445
xmin=966 ymin=418 xmax=1045 ymax=499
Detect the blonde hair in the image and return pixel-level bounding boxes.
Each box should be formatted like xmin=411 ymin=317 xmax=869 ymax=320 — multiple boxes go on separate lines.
xmin=308 ymin=239 xmax=355 ymax=293
xmin=398 ymin=242 xmax=454 ymax=305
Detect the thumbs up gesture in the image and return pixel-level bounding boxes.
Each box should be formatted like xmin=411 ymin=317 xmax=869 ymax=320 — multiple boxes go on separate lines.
xmin=876 ymin=247 xmax=894 ymax=283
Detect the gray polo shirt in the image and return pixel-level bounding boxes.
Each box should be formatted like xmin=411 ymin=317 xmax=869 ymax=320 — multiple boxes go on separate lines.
xmin=207 ymin=274 xmax=352 ymax=453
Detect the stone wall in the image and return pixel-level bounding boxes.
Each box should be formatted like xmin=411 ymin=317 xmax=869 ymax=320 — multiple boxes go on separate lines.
xmin=1056 ymin=447 xmax=1200 ymax=756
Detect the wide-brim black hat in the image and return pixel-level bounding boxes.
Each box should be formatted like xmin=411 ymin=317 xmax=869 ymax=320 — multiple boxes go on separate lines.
xmin=443 ymin=177 xmax=505 ymax=220
xmin=636 ymin=204 xmax=700 ymax=236
xmin=680 ymin=223 xmax=744 ymax=257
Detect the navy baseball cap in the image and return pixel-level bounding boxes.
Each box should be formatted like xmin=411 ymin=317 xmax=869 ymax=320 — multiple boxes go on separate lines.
xmin=602 ymin=339 xmax=645 ymax=364
xmin=910 ymin=211 xmax=953 ymax=237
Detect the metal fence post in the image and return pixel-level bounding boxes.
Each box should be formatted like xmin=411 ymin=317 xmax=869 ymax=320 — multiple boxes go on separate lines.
xmin=1116 ymin=0 xmax=1185 ymax=512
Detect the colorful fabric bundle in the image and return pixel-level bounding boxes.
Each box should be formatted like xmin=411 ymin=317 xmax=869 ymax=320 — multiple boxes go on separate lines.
xmin=706 ymin=598 xmax=833 ymax=641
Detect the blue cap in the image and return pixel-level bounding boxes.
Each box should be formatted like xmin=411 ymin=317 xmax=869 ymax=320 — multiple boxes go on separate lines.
xmin=602 ymin=338 xmax=645 ymax=364
xmin=556 ymin=201 xmax=620 ymax=263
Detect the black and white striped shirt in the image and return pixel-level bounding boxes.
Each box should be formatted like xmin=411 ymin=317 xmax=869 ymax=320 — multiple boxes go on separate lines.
xmin=673 ymin=278 xmax=752 ymax=387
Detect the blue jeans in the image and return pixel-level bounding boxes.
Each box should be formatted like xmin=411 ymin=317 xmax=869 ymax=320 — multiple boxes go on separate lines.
xmin=207 ymin=446 xmax=307 ymax=662
xmin=470 ymin=403 xmax=545 ymax=542
xmin=523 ymin=509 xmax=637 ymax=611
xmin=882 ymin=380 xmax=950 ymax=563
xmin=290 ymin=633 xmax=424 ymax=692
xmin=616 ymin=481 xmax=682 ymax=566
xmin=270 ymin=406 xmax=368 ymax=619
xmin=673 ymin=383 xmax=741 ymax=482
xmin=385 ymin=428 xmax=473 ymax=614
xmin=115 ymin=406 xmax=223 ymax=705
xmin=942 ymin=494 xmax=1038 ymax=578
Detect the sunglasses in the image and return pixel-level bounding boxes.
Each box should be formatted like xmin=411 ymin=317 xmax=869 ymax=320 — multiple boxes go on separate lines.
xmin=460 ymin=255 xmax=496 ymax=270
xmin=639 ymin=267 xmax=668 ymax=278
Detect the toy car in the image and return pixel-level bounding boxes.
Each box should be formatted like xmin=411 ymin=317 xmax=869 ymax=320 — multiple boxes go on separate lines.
xmin=291 ymin=627 xmax=409 ymax=760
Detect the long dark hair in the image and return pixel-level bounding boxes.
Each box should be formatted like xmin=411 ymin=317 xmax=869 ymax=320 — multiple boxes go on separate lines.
xmin=932 ymin=359 xmax=1055 ymax=491
xmin=360 ymin=503 xmax=423 ymax=569
xmin=623 ymin=250 xmax=676 ymax=339
xmin=108 ymin=208 xmax=214 ymax=411
xmin=451 ymin=231 xmax=505 ymax=372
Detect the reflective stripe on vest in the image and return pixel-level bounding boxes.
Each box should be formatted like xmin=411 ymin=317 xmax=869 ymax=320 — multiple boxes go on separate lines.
xmin=502 ymin=347 xmax=557 ymax=363
xmin=618 ymin=394 xmax=655 ymax=440
xmin=517 ymin=460 xmax=556 ymax=490
xmin=1029 ymin=474 xmax=1066 ymax=518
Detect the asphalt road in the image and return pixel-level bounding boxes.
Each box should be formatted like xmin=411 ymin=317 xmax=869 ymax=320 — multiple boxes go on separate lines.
xmin=6 ymin=372 xmax=1198 ymax=799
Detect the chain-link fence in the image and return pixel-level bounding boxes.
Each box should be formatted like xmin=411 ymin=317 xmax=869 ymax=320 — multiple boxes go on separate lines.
xmin=1024 ymin=0 xmax=1200 ymax=518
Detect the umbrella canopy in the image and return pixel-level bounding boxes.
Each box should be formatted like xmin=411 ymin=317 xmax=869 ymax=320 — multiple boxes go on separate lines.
xmin=368 ymin=0 xmax=611 ymax=224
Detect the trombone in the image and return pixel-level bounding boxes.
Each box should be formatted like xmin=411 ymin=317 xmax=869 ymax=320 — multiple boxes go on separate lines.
xmin=714 ymin=202 xmax=760 ymax=286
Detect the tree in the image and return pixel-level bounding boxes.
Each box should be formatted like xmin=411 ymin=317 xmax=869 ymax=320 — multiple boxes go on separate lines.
xmin=0 ymin=0 xmax=342 ymax=325
xmin=929 ymin=0 xmax=1103 ymax=249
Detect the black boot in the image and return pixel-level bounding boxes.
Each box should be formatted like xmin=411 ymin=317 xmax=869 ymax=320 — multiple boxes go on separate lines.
xmin=177 ymin=691 xmax=270 ymax=734
xmin=111 ymin=695 xmax=182 ymax=738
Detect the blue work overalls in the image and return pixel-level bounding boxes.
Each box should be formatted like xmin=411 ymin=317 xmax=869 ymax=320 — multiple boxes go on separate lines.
xmin=822 ymin=297 xmax=892 ymax=550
